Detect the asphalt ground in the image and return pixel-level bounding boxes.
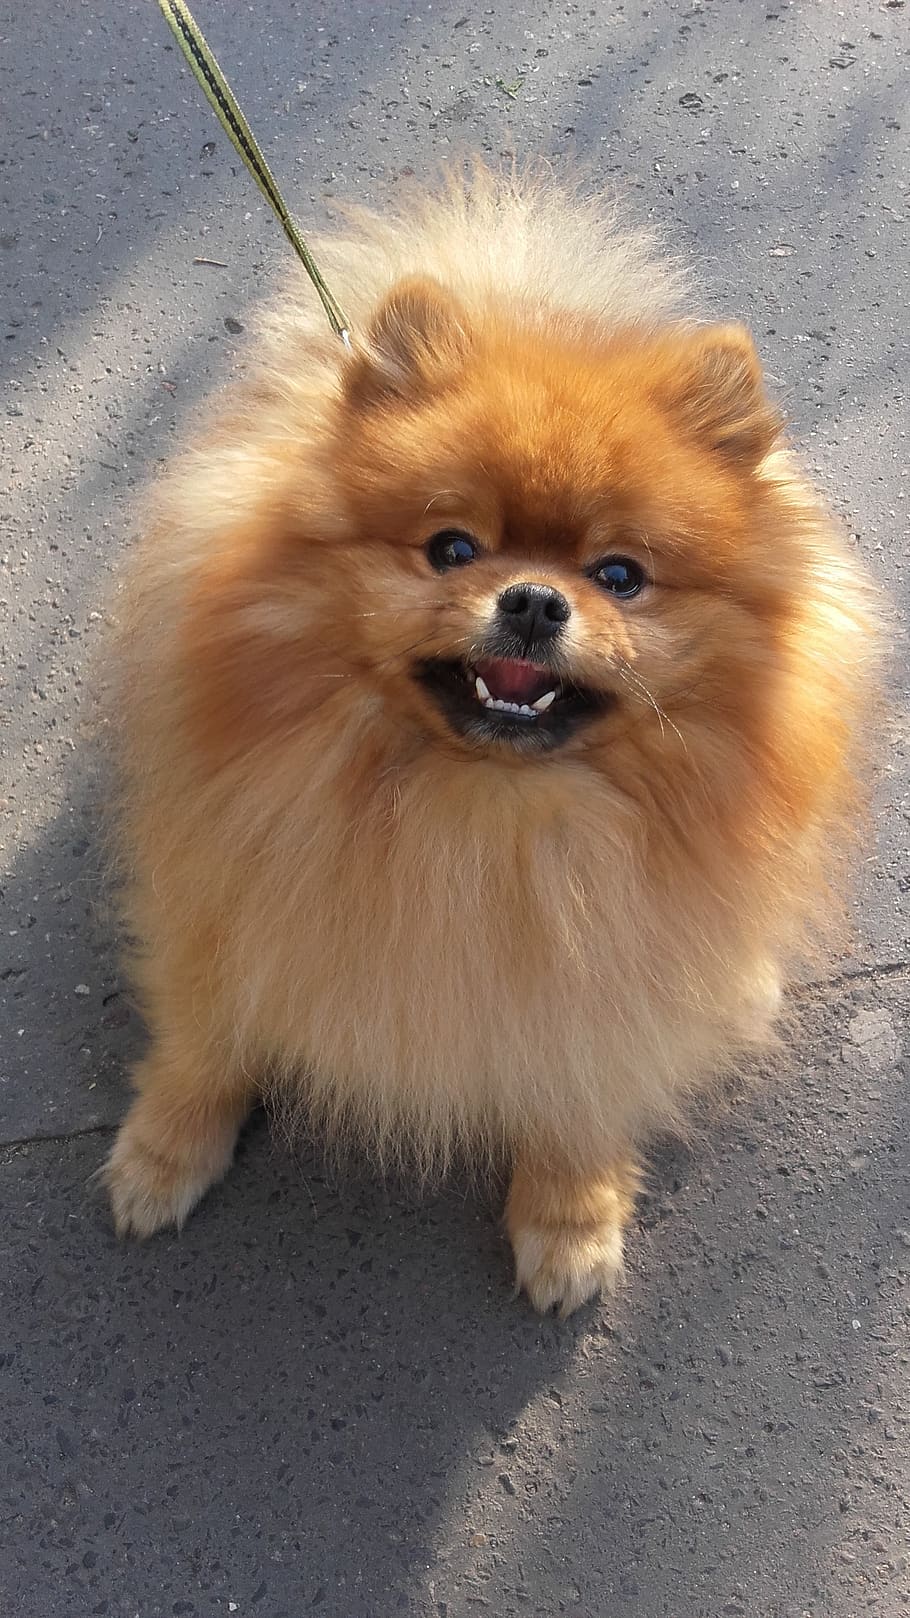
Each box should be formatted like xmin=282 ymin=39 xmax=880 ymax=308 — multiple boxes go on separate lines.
xmin=1 ymin=3 xmax=908 ymax=1614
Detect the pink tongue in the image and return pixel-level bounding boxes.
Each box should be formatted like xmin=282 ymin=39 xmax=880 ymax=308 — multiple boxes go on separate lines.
xmin=475 ymin=657 xmax=551 ymax=705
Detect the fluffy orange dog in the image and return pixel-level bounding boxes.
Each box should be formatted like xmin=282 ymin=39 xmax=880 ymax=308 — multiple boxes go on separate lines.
xmin=104 ymin=167 xmax=878 ymax=1312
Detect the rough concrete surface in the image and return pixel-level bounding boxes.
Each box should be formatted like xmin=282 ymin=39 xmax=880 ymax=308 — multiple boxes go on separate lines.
xmin=1 ymin=1 xmax=908 ymax=1614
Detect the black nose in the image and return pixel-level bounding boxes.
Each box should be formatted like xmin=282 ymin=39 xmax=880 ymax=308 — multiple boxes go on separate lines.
xmin=496 ymin=582 xmax=571 ymax=642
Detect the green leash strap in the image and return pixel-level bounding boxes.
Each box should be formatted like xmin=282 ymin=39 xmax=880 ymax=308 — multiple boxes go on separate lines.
xmin=157 ymin=0 xmax=352 ymax=345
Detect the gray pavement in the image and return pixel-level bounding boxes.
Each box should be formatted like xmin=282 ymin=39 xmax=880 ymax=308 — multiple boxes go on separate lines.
xmin=1 ymin=2 xmax=908 ymax=1614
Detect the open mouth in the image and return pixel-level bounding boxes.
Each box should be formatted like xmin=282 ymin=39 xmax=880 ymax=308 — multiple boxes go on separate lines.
xmin=472 ymin=656 xmax=559 ymax=719
xmin=415 ymin=655 xmax=610 ymax=749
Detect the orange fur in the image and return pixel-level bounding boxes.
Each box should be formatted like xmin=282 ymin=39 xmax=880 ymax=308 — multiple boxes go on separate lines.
xmin=103 ymin=166 xmax=880 ymax=1311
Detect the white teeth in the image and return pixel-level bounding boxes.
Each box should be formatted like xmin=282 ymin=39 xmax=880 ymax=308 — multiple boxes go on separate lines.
xmin=472 ymin=673 xmax=560 ymax=720
xmin=532 ymin=689 xmax=557 ymax=713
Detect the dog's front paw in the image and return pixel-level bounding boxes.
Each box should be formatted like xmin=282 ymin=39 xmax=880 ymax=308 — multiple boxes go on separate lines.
xmin=103 ymin=1109 xmax=237 ymax=1239
xmin=505 ymin=1154 xmax=639 ymax=1316
xmin=509 ymin=1220 xmax=625 ymax=1317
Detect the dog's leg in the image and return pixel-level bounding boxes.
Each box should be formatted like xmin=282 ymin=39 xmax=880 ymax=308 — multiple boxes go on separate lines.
xmin=505 ymin=1151 xmax=641 ymax=1316
xmin=104 ymin=1015 xmax=257 ymax=1239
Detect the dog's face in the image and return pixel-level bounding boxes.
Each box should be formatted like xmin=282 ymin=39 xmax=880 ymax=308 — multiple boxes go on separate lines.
xmin=191 ymin=277 xmax=821 ymax=807
xmin=324 ymin=279 xmax=790 ymax=772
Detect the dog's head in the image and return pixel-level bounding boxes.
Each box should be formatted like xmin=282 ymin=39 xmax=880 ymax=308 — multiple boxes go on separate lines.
xmin=325 ymin=276 xmax=796 ymax=771
xmin=189 ymin=272 xmax=867 ymax=863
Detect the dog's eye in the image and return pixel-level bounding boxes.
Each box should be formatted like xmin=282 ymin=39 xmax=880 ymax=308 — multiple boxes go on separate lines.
xmin=590 ymin=556 xmax=647 ymax=599
xmin=426 ymin=530 xmax=479 ymax=571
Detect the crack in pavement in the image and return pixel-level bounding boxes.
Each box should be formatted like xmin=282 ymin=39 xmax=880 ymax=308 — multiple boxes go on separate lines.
xmin=1 ymin=1120 xmax=117 ymax=1152
xmin=798 ymin=957 xmax=910 ymax=994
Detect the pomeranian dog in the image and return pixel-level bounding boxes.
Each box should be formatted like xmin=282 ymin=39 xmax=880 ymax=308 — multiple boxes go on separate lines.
xmin=104 ymin=165 xmax=878 ymax=1313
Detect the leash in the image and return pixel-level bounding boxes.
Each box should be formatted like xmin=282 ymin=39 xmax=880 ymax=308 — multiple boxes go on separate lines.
xmin=156 ymin=0 xmax=352 ymax=347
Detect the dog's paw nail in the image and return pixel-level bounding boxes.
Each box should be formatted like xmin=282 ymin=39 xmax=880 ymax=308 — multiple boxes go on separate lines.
xmin=510 ymin=1222 xmax=625 ymax=1317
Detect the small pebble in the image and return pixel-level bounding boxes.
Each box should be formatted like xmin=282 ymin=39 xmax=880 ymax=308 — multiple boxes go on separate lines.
xmin=74 ymin=983 xmax=90 ymax=996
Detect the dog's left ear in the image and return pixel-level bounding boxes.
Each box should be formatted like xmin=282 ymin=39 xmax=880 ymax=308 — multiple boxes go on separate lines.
xmin=664 ymin=324 xmax=781 ymax=467
xmin=344 ymin=276 xmax=471 ymax=407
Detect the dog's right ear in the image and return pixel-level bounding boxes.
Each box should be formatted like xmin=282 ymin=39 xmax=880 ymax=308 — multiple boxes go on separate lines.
xmin=343 ymin=277 xmax=471 ymax=407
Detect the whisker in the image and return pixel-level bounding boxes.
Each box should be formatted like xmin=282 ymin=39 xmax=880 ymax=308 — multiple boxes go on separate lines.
xmin=353 ymin=603 xmax=456 ymax=618
xmin=615 ymin=663 xmax=665 ymax=740
xmin=615 ymin=658 xmax=688 ymax=752
xmin=423 ymin=491 xmax=465 ymax=514
xmin=630 ymin=527 xmax=657 ymax=578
